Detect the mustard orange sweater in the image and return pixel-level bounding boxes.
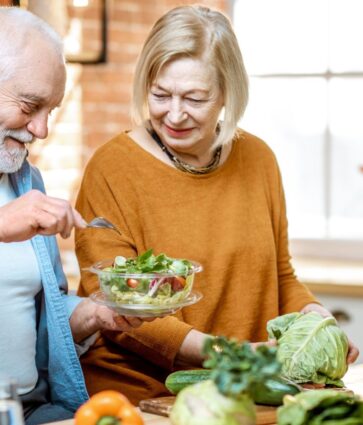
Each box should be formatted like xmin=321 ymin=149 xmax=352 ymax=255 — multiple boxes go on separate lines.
xmin=75 ymin=130 xmax=317 ymax=403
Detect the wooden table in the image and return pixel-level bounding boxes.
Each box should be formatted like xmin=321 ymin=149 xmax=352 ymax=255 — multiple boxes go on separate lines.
xmin=46 ymin=363 xmax=363 ymax=425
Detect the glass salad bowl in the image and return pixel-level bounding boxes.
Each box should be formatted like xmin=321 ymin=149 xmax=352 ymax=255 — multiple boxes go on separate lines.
xmin=87 ymin=250 xmax=203 ymax=317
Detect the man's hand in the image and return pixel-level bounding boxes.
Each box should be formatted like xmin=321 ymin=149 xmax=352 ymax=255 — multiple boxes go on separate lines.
xmin=0 ymin=189 xmax=86 ymax=242
xmin=301 ymin=302 xmax=360 ymax=364
xmin=69 ymin=298 xmax=153 ymax=343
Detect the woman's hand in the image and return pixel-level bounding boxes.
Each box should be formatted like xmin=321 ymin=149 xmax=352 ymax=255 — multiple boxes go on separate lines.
xmin=300 ymin=302 xmax=360 ymax=364
xmin=175 ymin=330 xmax=278 ymax=369
xmin=69 ymin=298 xmax=153 ymax=343
xmin=250 ymin=340 xmax=277 ymax=350
xmin=346 ymin=340 xmax=359 ymax=364
xmin=175 ymin=329 xmax=210 ymax=367
xmin=300 ymin=302 xmax=332 ymax=318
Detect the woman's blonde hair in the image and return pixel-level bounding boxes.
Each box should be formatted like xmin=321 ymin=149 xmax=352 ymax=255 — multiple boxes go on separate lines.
xmin=132 ymin=5 xmax=249 ymax=147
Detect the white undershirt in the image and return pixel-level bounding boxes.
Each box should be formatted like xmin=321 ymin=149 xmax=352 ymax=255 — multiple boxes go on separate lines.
xmin=0 ymin=173 xmax=42 ymax=394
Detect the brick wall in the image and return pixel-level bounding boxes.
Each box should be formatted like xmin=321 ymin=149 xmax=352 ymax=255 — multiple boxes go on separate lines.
xmin=27 ymin=0 xmax=229 ymax=271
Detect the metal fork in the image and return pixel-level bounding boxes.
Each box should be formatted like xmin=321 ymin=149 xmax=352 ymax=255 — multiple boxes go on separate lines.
xmin=86 ymin=217 xmax=122 ymax=236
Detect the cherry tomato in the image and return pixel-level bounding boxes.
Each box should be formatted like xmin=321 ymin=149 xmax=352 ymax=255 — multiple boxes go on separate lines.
xmin=172 ymin=276 xmax=186 ymax=291
xmin=127 ymin=278 xmax=139 ymax=288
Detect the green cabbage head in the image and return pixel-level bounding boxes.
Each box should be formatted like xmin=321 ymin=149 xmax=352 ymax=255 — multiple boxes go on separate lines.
xmin=267 ymin=312 xmax=348 ymax=386
xmin=170 ymin=380 xmax=256 ymax=425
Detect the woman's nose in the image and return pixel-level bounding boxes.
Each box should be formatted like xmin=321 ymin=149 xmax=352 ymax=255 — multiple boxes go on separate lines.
xmin=26 ymin=111 xmax=49 ymax=140
xmin=168 ymin=99 xmax=186 ymax=124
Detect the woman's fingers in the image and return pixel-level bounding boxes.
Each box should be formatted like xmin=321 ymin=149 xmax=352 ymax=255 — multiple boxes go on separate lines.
xmin=250 ymin=339 xmax=276 ymax=350
xmin=347 ymin=340 xmax=359 ymax=364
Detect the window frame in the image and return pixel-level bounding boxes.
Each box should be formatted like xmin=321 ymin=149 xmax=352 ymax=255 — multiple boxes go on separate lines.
xmin=230 ymin=0 xmax=363 ymax=260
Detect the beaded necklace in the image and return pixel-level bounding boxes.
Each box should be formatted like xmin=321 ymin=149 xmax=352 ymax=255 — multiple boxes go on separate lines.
xmin=148 ymin=128 xmax=222 ymax=175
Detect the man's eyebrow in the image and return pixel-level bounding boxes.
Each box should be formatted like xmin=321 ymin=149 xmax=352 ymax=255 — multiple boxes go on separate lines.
xmin=19 ymin=93 xmax=47 ymax=103
xmin=20 ymin=93 xmax=62 ymax=109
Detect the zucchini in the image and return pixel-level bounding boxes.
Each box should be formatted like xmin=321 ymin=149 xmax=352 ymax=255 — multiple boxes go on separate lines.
xmin=165 ymin=370 xmax=301 ymax=405
xmin=165 ymin=369 xmax=212 ymax=394
xmin=249 ymin=377 xmax=301 ymax=406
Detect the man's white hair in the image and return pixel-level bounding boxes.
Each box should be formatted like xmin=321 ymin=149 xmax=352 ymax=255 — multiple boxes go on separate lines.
xmin=0 ymin=7 xmax=64 ymax=82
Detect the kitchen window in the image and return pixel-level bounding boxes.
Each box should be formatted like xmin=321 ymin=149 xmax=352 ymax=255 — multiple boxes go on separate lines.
xmin=232 ymin=0 xmax=363 ymax=259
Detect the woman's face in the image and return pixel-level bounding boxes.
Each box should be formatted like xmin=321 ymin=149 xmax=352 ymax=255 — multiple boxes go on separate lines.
xmin=148 ymin=57 xmax=224 ymax=156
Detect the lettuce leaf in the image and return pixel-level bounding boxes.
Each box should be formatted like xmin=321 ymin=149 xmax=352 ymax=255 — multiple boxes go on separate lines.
xmin=267 ymin=312 xmax=348 ymax=386
xmin=277 ymin=389 xmax=363 ymax=424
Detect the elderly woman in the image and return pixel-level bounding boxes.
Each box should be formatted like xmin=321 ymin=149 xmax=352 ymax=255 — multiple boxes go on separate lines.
xmin=75 ymin=5 xmax=358 ymax=403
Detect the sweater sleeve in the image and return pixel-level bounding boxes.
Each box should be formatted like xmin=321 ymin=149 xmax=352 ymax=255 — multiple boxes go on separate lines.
xmin=270 ymin=156 xmax=319 ymax=314
xmin=75 ymin=149 xmax=193 ymax=369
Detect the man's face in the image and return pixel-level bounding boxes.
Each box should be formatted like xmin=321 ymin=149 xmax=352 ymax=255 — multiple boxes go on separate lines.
xmin=0 ymin=37 xmax=66 ymax=173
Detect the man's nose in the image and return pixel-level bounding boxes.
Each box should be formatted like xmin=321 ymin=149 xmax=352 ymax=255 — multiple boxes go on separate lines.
xmin=27 ymin=111 xmax=49 ymax=139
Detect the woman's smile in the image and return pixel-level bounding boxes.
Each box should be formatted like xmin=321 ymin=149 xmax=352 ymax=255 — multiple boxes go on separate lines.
xmin=163 ymin=123 xmax=194 ymax=138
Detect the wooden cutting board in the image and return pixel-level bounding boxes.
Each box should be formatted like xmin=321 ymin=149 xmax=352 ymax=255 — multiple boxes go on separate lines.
xmin=139 ymin=396 xmax=277 ymax=424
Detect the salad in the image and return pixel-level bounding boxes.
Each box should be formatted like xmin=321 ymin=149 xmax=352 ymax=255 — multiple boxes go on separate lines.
xmin=96 ymin=249 xmax=201 ymax=306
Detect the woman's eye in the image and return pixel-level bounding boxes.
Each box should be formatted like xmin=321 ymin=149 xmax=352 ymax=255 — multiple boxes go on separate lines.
xmin=186 ymin=97 xmax=207 ymax=103
xmin=152 ymin=93 xmax=168 ymax=99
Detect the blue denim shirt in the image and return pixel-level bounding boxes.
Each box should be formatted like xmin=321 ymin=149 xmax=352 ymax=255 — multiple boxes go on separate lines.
xmin=9 ymin=160 xmax=89 ymax=412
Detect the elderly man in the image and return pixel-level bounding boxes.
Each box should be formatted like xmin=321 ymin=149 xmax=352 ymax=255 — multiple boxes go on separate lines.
xmin=0 ymin=7 xmax=144 ymax=425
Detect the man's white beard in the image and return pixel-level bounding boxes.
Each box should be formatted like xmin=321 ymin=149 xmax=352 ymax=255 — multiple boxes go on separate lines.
xmin=0 ymin=128 xmax=34 ymax=173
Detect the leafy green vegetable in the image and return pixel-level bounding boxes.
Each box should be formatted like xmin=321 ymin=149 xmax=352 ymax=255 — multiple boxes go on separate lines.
xmin=267 ymin=312 xmax=349 ymax=386
xmin=112 ymin=249 xmax=193 ymax=275
xmin=277 ymin=389 xmax=363 ymax=424
xmin=203 ymin=337 xmax=281 ymax=398
xmin=170 ymin=337 xmax=283 ymax=425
